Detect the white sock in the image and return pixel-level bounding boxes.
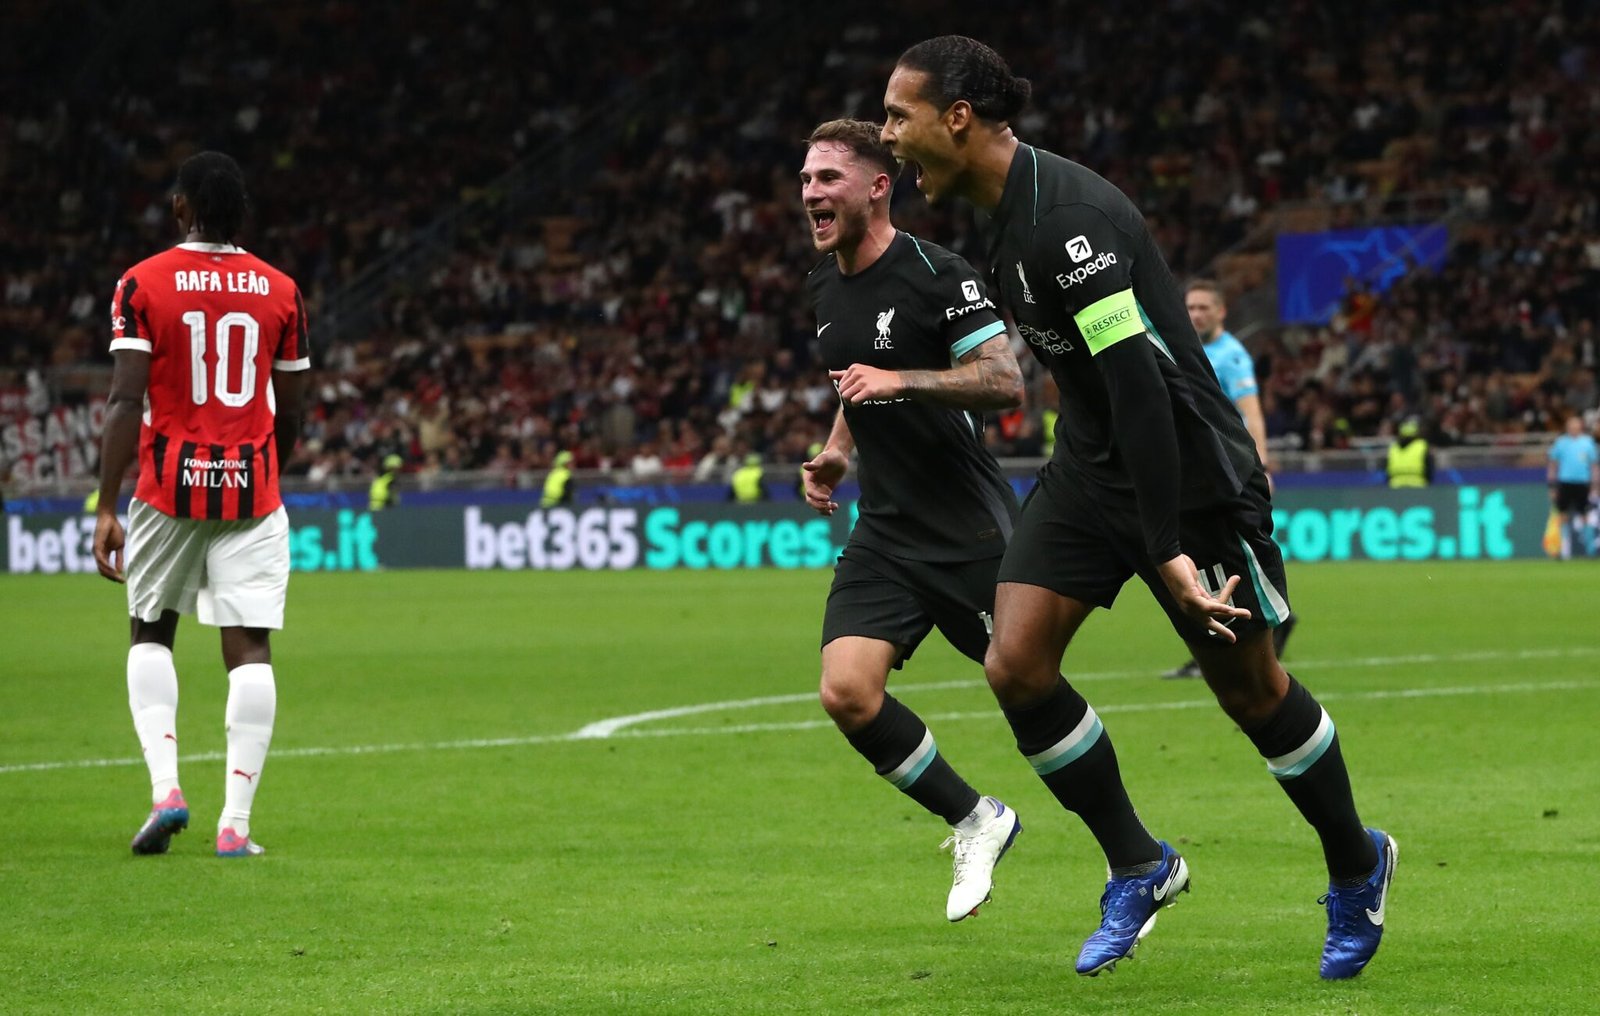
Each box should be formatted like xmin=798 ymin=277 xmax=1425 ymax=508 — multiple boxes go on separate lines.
xmin=953 ymin=795 xmax=999 ymax=833
xmin=127 ymin=643 xmax=180 ymax=803
xmin=221 ymin=663 xmax=276 ymax=838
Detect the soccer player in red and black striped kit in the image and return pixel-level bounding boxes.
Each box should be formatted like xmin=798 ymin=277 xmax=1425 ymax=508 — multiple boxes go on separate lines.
xmin=94 ymin=152 xmax=310 ymax=858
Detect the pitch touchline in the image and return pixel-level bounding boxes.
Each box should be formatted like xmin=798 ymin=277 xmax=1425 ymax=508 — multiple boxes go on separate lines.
xmin=573 ymin=645 xmax=1600 ymax=738
xmin=6 ymin=662 xmax=1593 ymax=774
xmin=603 ymin=679 xmax=1600 ymax=739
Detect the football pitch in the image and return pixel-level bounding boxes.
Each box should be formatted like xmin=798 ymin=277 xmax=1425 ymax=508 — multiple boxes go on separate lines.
xmin=1 ymin=562 xmax=1597 ymax=1014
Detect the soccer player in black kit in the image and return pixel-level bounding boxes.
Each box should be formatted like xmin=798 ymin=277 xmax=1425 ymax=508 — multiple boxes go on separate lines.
xmin=799 ymin=119 xmax=1025 ymax=922
xmin=881 ymin=38 xmax=1396 ymax=979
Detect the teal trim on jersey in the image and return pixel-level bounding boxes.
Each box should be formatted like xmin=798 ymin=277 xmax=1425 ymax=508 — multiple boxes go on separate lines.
xmin=1026 ymin=710 xmax=1104 ymax=776
xmin=1029 ymin=145 xmax=1040 ymax=225
xmin=1239 ymin=535 xmax=1289 ymax=627
xmin=950 ymin=319 xmax=1006 ymax=359
xmin=907 ymin=234 xmax=937 ymax=275
xmin=1267 ymin=711 xmax=1335 ymax=779
xmin=1136 ymin=300 xmax=1177 ymax=364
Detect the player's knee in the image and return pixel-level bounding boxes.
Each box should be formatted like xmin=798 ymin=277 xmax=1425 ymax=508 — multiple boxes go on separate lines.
xmin=1199 ymin=651 xmax=1287 ymax=725
xmin=818 ymin=669 xmax=877 ymax=728
xmin=983 ymin=639 xmax=1051 ymax=703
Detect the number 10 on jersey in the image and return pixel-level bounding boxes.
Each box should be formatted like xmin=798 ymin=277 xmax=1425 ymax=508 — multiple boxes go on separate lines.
xmin=181 ymin=310 xmax=261 ymax=407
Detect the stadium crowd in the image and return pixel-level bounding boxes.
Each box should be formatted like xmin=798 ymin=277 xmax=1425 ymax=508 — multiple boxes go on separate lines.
xmin=4 ymin=0 xmax=1599 ymax=489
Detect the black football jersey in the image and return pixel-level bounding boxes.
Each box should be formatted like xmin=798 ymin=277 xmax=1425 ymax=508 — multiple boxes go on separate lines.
xmin=985 ymin=144 xmax=1260 ymax=558
xmin=807 ymin=231 xmax=1018 ymax=561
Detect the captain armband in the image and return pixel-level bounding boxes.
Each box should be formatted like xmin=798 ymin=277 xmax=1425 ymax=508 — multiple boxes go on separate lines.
xmin=1074 ymin=288 xmax=1144 ymax=355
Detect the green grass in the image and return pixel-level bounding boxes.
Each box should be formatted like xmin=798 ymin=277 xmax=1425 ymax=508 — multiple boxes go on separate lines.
xmin=2 ymin=562 xmax=1598 ymax=1014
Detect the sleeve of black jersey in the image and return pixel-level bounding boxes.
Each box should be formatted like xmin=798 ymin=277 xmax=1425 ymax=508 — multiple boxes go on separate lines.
xmin=931 ymin=254 xmax=1005 ymax=359
xmin=1038 ymin=204 xmax=1182 ymax=561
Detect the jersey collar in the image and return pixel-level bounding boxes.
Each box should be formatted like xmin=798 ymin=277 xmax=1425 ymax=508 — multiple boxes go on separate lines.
xmin=991 ymin=144 xmax=1037 ymax=227
xmin=176 ymin=241 xmax=246 ymax=254
xmin=987 ymin=144 xmax=1037 ymax=269
xmin=835 ymin=230 xmax=907 ymax=282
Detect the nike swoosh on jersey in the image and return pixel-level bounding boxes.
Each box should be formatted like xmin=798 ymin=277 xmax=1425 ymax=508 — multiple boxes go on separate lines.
xmin=816 ymin=322 xmax=832 ymax=336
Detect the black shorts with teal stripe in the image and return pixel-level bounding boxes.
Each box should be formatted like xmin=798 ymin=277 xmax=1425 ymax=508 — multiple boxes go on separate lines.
xmin=821 ymin=543 xmax=999 ymax=668
xmin=997 ymin=461 xmax=1290 ymax=646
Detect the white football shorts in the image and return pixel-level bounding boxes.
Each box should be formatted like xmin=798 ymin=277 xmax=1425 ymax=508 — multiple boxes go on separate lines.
xmin=125 ymin=500 xmax=291 ymax=629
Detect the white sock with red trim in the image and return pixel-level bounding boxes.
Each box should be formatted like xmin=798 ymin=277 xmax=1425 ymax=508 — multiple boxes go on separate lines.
xmin=220 ymin=663 xmax=275 ymax=838
xmin=128 ymin=643 xmax=180 ymax=803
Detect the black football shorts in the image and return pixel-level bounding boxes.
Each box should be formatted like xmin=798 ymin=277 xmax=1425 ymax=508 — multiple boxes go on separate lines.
xmin=998 ymin=461 xmax=1291 ymax=646
xmin=1555 ymin=482 xmax=1590 ymax=515
xmin=821 ymin=542 xmax=1000 ymax=667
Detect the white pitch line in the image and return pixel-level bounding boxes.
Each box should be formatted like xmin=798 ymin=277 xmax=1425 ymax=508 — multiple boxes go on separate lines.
xmin=576 ymin=645 xmax=1600 ymax=739
xmin=570 ymin=679 xmax=979 ymax=739
xmin=0 ymin=733 xmax=580 ymax=775
xmin=3 ymin=648 xmax=1597 ymax=777
xmin=601 ymin=678 xmax=1600 ymax=739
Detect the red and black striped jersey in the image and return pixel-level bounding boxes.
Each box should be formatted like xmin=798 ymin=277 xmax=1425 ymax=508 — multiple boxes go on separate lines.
xmin=109 ymin=242 xmax=310 ymax=520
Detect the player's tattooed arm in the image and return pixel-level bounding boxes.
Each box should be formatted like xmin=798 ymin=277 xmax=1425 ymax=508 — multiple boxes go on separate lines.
xmin=893 ymin=336 xmax=1024 ymax=410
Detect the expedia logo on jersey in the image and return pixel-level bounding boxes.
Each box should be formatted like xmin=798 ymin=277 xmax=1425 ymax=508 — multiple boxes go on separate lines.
xmin=1017 ymin=322 xmax=1074 ymax=355
xmin=945 ymin=281 xmax=997 ymax=322
xmin=1056 ymin=250 xmax=1119 ymax=290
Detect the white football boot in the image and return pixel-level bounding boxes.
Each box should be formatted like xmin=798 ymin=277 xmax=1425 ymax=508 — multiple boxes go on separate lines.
xmin=942 ymin=797 xmax=1022 ymax=921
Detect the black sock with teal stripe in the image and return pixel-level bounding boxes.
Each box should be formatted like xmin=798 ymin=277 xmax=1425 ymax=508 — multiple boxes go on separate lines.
xmin=845 ymin=695 xmax=979 ymax=825
xmin=1244 ymin=677 xmax=1377 ymax=880
xmin=1002 ymin=677 xmax=1160 ymax=868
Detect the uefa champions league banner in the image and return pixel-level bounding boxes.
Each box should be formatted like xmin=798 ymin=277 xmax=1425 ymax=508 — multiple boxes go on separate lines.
xmin=0 ymin=485 xmax=1559 ymax=575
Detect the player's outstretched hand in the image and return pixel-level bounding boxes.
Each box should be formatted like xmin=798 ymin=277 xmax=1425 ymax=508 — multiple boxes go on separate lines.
xmin=830 ymin=364 xmax=902 ymax=406
xmin=93 ymin=509 xmax=127 ymax=583
xmin=802 ymin=447 xmax=849 ymax=516
xmin=1157 ymin=553 xmax=1250 ymax=643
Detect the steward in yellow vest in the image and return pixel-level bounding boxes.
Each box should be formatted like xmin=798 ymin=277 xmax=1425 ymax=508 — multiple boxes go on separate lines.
xmin=1386 ymin=420 xmax=1431 ymax=488
xmin=542 ymin=450 xmax=575 ymax=508
xmin=730 ymin=453 xmax=766 ymax=503
xmin=369 ymin=454 xmax=403 ymax=510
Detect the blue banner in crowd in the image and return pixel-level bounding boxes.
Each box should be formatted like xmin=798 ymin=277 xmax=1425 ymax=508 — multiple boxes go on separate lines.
xmin=1276 ymin=224 xmax=1449 ymax=324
